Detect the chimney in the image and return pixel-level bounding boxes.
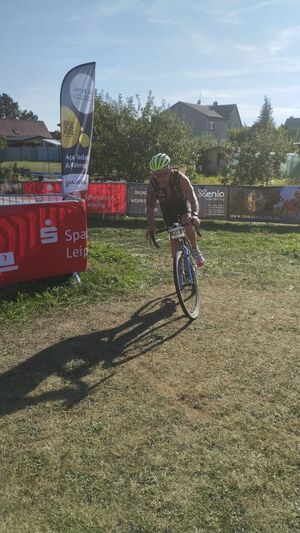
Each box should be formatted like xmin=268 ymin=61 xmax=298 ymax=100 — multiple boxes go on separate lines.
xmin=197 ymin=99 xmax=201 ymax=105
xmin=213 ymin=101 xmax=218 ymax=107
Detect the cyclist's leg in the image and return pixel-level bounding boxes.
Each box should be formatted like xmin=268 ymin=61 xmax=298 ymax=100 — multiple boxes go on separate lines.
xmin=179 ymin=200 xmax=199 ymax=248
xmin=161 ymin=205 xmax=180 ymax=258
xmin=180 ymin=210 xmax=205 ymax=267
xmin=181 ymin=212 xmax=197 ymax=248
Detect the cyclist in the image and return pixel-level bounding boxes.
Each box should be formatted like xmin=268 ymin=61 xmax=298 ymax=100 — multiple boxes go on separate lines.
xmin=146 ymin=152 xmax=205 ymax=267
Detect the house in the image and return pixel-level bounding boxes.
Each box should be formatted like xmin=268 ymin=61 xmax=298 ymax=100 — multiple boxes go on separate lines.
xmin=0 ymin=119 xmax=60 ymax=165
xmin=169 ymin=100 xmax=243 ymax=142
xmin=0 ymin=118 xmax=53 ymax=146
xmin=284 ymin=117 xmax=300 ymax=135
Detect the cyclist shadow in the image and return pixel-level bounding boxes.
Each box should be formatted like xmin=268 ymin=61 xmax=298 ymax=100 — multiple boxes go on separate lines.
xmin=0 ymin=294 xmax=190 ymax=417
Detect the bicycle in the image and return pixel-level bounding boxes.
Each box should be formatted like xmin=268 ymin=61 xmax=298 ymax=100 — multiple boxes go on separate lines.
xmin=150 ymin=222 xmax=201 ymax=320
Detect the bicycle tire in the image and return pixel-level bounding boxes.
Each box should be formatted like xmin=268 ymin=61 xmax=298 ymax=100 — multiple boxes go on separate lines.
xmin=173 ymin=249 xmax=200 ymax=320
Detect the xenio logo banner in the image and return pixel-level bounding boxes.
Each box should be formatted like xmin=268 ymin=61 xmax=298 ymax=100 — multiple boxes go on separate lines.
xmin=60 ymin=62 xmax=95 ymax=195
xmin=194 ymin=185 xmax=228 ymax=219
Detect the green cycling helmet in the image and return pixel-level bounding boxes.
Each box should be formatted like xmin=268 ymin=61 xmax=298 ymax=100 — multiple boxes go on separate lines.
xmin=149 ymin=153 xmax=170 ymax=171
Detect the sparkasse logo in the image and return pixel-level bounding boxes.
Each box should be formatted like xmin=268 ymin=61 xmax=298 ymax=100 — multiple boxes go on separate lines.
xmin=40 ymin=219 xmax=58 ymax=244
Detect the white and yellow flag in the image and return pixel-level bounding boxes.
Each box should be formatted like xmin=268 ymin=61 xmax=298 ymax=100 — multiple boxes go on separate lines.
xmin=60 ymin=62 xmax=95 ymax=194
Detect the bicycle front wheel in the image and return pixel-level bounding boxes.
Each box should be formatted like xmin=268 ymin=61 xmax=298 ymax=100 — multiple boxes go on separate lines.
xmin=173 ymin=250 xmax=200 ymax=320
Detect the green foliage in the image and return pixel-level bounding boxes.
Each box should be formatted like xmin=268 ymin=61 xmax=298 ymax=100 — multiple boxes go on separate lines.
xmin=0 ymin=162 xmax=19 ymax=179
xmin=90 ymin=91 xmax=207 ymax=181
xmin=222 ymin=98 xmax=291 ymax=185
xmin=189 ymin=133 xmax=216 ymax=173
xmin=0 ymin=93 xmax=38 ymax=120
xmin=0 ymin=136 xmax=7 ymax=150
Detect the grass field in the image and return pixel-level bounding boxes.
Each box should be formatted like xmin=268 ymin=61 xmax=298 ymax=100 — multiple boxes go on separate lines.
xmin=1 ymin=160 xmax=61 ymax=175
xmin=0 ymin=218 xmax=298 ymax=324
xmin=0 ymin=218 xmax=299 ymax=532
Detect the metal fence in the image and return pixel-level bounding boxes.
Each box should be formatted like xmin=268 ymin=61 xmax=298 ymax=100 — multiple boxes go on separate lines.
xmin=0 ymin=146 xmax=60 ymax=162
xmin=0 ymin=194 xmax=64 ymax=206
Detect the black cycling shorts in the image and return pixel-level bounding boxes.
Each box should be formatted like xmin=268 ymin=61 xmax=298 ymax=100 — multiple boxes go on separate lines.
xmin=160 ymin=199 xmax=189 ymax=226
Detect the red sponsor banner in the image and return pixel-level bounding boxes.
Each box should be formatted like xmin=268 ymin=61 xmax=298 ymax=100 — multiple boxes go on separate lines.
xmin=82 ymin=182 xmax=127 ymax=214
xmin=0 ymin=200 xmax=87 ymax=286
xmin=23 ymin=181 xmax=62 ymax=194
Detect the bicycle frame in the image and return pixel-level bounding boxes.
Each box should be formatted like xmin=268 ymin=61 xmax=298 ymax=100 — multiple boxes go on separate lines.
xmin=172 ymin=232 xmax=194 ymax=290
xmin=150 ymin=222 xmax=200 ymax=319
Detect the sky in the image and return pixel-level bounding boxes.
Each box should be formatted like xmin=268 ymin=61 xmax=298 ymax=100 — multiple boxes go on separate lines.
xmin=1 ymin=0 xmax=300 ymax=131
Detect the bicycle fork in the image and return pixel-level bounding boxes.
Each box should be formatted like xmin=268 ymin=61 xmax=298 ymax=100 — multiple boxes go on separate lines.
xmin=178 ymin=245 xmax=194 ymax=290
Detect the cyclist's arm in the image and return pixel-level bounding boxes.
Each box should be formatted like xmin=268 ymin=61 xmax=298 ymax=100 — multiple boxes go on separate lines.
xmin=180 ymin=174 xmax=199 ymax=215
xmin=146 ymin=181 xmax=157 ymax=233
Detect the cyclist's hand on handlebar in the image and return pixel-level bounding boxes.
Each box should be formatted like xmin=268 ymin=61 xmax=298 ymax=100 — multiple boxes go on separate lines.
xmin=190 ymin=214 xmax=200 ymax=229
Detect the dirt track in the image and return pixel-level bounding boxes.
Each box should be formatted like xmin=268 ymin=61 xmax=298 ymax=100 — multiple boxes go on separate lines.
xmin=1 ymin=278 xmax=298 ymax=418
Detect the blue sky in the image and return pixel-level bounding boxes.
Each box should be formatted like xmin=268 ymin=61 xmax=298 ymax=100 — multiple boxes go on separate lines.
xmin=1 ymin=0 xmax=300 ymax=131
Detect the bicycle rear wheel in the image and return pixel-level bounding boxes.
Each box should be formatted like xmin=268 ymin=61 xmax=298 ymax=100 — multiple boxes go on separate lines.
xmin=173 ymin=249 xmax=200 ymax=319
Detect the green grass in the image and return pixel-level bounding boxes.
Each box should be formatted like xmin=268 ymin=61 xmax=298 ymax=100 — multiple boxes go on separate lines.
xmin=0 ymin=217 xmax=299 ymax=325
xmin=1 ymin=160 xmax=61 ymax=174
xmin=0 ymin=240 xmax=149 ymax=325
xmin=0 ymin=217 xmax=299 ymax=532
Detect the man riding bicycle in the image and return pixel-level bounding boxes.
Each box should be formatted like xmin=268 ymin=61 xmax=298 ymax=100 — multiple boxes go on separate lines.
xmin=145 ymin=153 xmax=205 ymax=267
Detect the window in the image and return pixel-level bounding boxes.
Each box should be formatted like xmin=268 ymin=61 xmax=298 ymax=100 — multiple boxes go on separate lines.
xmin=208 ymin=121 xmax=215 ymax=130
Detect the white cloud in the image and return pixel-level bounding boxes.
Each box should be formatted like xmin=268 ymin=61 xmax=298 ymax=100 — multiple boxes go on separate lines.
xmin=266 ymin=26 xmax=300 ymax=55
xmin=202 ymin=0 xmax=287 ymax=25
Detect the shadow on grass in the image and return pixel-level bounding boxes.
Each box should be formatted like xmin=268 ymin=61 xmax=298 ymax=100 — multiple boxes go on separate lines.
xmin=87 ymin=215 xmax=148 ymax=230
xmin=0 ymin=295 xmax=190 ymax=417
xmin=201 ymin=220 xmax=300 ymax=235
xmin=87 ymin=215 xmax=299 ymax=235
xmin=0 ymin=275 xmax=73 ymax=302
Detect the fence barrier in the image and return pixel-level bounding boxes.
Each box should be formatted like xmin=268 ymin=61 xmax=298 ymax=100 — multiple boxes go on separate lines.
xmin=0 ymin=146 xmax=60 ymax=162
xmin=0 ymin=180 xmax=299 ymax=223
xmin=0 ymin=197 xmax=87 ymax=286
xmin=82 ymin=182 xmax=127 ymax=215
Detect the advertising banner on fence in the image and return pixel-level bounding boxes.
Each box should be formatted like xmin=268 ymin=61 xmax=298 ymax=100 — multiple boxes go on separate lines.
xmin=82 ymin=182 xmax=127 ymax=214
xmin=60 ymin=62 xmax=95 ymax=195
xmin=194 ymin=185 xmax=228 ymax=219
xmin=126 ymin=183 xmax=162 ymax=217
xmin=228 ymin=186 xmax=300 ymax=223
xmin=0 ymin=200 xmax=87 ymax=286
xmin=23 ymin=181 xmax=62 ymax=194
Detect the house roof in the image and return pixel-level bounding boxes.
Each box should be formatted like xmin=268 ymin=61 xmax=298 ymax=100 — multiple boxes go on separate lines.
xmin=0 ymin=118 xmax=53 ymax=138
xmin=284 ymin=117 xmax=300 ymax=129
xmin=171 ymin=101 xmax=242 ymax=123
xmin=174 ymin=102 xmax=224 ymax=119
xmin=214 ymin=104 xmax=236 ymax=119
xmin=5 ymin=135 xmax=60 ymax=146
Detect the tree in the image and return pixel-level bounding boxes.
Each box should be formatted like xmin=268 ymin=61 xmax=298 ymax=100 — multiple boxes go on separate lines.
xmin=0 ymin=136 xmax=7 ymax=150
xmin=0 ymin=93 xmax=38 ymax=120
xmin=221 ymin=97 xmax=291 ymax=185
xmin=253 ymin=95 xmax=275 ymax=129
xmin=222 ymin=124 xmax=291 ymax=185
xmin=90 ymin=91 xmax=197 ymax=181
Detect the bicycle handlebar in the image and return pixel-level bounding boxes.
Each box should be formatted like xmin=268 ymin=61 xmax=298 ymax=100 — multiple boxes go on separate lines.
xmin=149 ymin=221 xmax=201 ymax=248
